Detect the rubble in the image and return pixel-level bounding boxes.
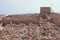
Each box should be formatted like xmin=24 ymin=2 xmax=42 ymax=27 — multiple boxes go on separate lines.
xmin=0 ymin=7 xmax=60 ymax=40
xmin=0 ymin=20 xmax=60 ymax=40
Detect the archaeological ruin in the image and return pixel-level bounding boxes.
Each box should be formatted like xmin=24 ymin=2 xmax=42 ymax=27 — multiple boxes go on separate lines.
xmin=0 ymin=7 xmax=60 ymax=40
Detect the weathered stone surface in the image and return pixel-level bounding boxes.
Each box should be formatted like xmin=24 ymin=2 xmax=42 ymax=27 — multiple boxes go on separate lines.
xmin=48 ymin=13 xmax=60 ymax=27
xmin=0 ymin=7 xmax=60 ymax=40
xmin=0 ymin=21 xmax=60 ymax=40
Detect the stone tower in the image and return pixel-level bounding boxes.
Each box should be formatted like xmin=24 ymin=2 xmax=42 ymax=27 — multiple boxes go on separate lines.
xmin=40 ymin=7 xmax=51 ymax=14
xmin=40 ymin=7 xmax=51 ymax=18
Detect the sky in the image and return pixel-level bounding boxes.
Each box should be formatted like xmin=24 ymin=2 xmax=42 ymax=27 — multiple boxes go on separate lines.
xmin=0 ymin=0 xmax=60 ymax=15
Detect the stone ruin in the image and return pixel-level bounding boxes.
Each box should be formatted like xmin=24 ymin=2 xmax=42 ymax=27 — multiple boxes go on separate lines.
xmin=1 ymin=7 xmax=51 ymax=26
xmin=0 ymin=7 xmax=60 ymax=40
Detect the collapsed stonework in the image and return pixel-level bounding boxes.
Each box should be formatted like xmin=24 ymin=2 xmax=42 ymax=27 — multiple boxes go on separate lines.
xmin=1 ymin=19 xmax=60 ymax=40
xmin=0 ymin=7 xmax=60 ymax=40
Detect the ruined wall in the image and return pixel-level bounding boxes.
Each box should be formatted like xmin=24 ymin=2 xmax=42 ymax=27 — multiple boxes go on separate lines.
xmin=0 ymin=7 xmax=60 ymax=40
xmin=2 ymin=15 xmax=39 ymax=26
xmin=40 ymin=7 xmax=51 ymax=14
xmin=48 ymin=13 xmax=60 ymax=27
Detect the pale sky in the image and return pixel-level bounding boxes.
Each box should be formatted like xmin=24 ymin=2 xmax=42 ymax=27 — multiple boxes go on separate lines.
xmin=0 ymin=0 xmax=60 ymax=15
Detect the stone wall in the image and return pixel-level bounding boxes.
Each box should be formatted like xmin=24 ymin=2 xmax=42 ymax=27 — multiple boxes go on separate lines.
xmin=2 ymin=15 xmax=39 ymax=26
xmin=48 ymin=13 xmax=60 ymax=27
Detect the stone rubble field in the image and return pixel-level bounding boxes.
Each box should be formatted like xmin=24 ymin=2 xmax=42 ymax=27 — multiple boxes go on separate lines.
xmin=0 ymin=21 xmax=60 ymax=40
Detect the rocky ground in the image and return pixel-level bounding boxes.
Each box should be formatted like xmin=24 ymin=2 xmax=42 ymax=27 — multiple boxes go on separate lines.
xmin=0 ymin=20 xmax=60 ymax=40
xmin=0 ymin=13 xmax=60 ymax=40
